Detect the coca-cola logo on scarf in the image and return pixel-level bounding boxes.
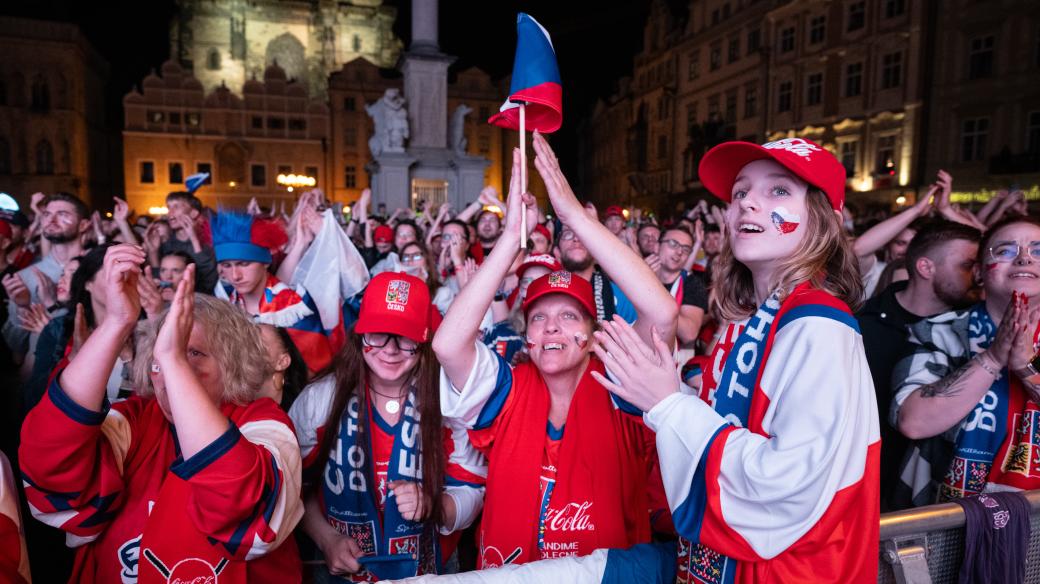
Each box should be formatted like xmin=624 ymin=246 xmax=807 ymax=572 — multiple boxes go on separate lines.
xmin=544 ymin=501 xmax=596 ymax=532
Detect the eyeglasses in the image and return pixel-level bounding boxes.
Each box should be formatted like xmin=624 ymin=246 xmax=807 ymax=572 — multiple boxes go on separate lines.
xmin=401 ymin=253 xmax=424 ymax=263
xmin=361 ymin=333 xmax=419 ymax=354
xmin=559 ymin=231 xmax=579 ymax=242
xmin=989 ymin=242 xmax=1040 ymax=263
xmin=659 ymin=238 xmax=693 ymax=255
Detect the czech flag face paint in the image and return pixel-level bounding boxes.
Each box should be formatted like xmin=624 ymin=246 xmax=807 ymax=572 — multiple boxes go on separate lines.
xmin=771 ymin=206 xmax=801 ymax=234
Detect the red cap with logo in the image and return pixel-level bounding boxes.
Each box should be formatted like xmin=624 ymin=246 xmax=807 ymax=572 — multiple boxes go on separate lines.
xmin=522 ymin=270 xmax=597 ymax=319
xmin=604 ymin=205 xmax=625 ymax=218
xmin=516 ymin=254 xmax=562 ymax=281
xmin=698 ymin=137 xmax=847 ymax=211
xmin=355 ymin=272 xmax=433 ymax=343
xmin=373 ymin=225 xmax=394 ymax=243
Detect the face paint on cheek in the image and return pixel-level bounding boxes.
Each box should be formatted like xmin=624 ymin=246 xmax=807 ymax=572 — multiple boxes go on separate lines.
xmin=363 ymin=346 xmax=375 ymax=353
xmin=986 ymin=262 xmax=999 ymax=272
xmin=770 ymin=207 xmax=801 ymax=235
xmin=574 ymin=332 xmax=588 ymax=349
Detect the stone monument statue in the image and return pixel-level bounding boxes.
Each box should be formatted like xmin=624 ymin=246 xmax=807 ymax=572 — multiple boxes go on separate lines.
xmin=366 ymin=88 xmax=409 ymax=156
xmin=449 ymin=104 xmax=472 ymax=154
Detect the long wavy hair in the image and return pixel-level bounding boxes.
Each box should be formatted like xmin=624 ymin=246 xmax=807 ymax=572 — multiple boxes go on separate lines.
xmin=310 ymin=328 xmax=445 ymax=526
xmin=710 ymin=189 xmax=863 ymax=321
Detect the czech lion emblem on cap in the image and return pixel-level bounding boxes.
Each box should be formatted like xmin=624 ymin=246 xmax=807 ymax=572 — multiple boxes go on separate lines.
xmin=386 ymin=280 xmax=411 ymax=312
xmin=548 ymin=271 xmax=571 ymax=288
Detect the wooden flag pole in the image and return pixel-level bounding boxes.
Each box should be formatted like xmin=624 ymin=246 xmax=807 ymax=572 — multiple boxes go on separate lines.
xmin=519 ymin=102 xmax=528 ymax=250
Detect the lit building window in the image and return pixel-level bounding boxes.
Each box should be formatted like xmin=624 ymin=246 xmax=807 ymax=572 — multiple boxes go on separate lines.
xmin=806 ymin=73 xmax=823 ymax=105
xmin=881 ymin=52 xmax=903 ymax=89
xmin=251 ymin=164 xmax=266 ymax=187
xmin=345 ymin=165 xmax=357 ymax=188
xmin=968 ymin=36 xmax=995 ymax=80
xmin=960 ymin=118 xmax=989 ymax=162
xmin=780 ymin=28 xmax=795 ymax=53
xmin=168 ymin=162 xmax=183 ymax=184
xmin=845 ymin=62 xmax=863 ymax=97
xmin=840 ymin=141 xmax=857 ymax=175
xmin=777 ymin=81 xmax=792 ymax=112
xmin=876 ymin=135 xmax=897 ymax=175
xmin=140 ymin=161 xmax=155 ymax=184
xmin=847 ymin=2 xmax=866 ymax=32
xmin=809 ymin=15 xmax=826 ymax=44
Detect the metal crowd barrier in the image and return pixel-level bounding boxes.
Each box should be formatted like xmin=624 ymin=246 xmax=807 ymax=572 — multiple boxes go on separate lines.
xmin=877 ymin=490 xmax=1040 ymax=583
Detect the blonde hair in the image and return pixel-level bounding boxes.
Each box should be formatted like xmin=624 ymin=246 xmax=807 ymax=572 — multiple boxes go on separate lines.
xmin=710 ymin=189 xmax=864 ymax=322
xmin=132 ymin=294 xmax=271 ymax=404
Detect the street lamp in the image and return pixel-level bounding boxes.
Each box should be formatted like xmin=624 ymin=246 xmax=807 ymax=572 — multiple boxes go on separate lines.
xmin=277 ymin=173 xmax=316 ymax=193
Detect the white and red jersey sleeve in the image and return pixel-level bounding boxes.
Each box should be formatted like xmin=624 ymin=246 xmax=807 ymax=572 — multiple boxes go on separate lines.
xmin=645 ymin=313 xmax=880 ymax=564
xmin=180 ymin=398 xmax=304 ymax=561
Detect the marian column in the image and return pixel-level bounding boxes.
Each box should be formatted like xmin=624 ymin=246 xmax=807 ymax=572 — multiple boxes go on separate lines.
xmin=401 ymin=0 xmax=454 ymax=149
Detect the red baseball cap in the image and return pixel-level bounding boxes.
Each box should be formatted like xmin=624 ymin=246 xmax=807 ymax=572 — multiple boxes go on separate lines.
xmin=532 ymin=223 xmax=552 ymax=243
xmin=604 ymin=205 xmax=625 ymax=218
xmin=373 ymin=225 xmax=394 ymax=243
xmin=698 ymin=137 xmax=847 ymax=211
xmin=516 ymin=254 xmax=562 ymax=281
xmin=522 ymin=270 xmax=597 ymax=319
xmin=355 ymin=272 xmax=433 ymax=343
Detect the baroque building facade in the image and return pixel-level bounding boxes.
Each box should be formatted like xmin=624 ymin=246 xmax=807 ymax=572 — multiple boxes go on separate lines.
xmin=0 ymin=17 xmax=113 ymax=209
xmin=170 ymin=0 xmax=402 ymax=99
xmin=582 ymin=0 xmax=1036 ymax=214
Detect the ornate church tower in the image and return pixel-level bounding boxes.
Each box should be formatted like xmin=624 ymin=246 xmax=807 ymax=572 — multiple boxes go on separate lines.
xmin=168 ymin=0 xmax=402 ymax=99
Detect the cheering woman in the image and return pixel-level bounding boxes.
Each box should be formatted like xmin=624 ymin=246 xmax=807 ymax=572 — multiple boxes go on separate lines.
xmin=433 ymin=136 xmax=677 ymax=568
xmin=594 ymin=138 xmax=880 ymax=583
xmin=20 ymin=245 xmax=304 ymax=583
xmin=289 ymin=272 xmax=486 ymax=582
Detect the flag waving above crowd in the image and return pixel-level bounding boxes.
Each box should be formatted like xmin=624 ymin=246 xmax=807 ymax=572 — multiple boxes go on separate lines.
xmin=488 ymin=13 xmax=563 ymax=133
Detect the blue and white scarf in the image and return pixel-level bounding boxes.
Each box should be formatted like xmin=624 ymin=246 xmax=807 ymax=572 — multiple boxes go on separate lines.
xmin=940 ymin=303 xmax=1008 ymax=500
xmin=684 ymin=292 xmax=782 ymax=584
xmin=321 ymin=389 xmax=439 ymax=581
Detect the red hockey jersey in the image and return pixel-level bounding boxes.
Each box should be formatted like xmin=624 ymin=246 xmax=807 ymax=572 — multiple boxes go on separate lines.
xmin=19 ymin=380 xmax=304 ymax=584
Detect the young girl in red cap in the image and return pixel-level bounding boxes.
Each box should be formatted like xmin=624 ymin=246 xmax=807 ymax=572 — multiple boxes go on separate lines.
xmin=594 ymin=137 xmax=880 ymax=583
xmin=433 ymin=136 xmax=677 ymax=568
xmin=289 ymin=271 xmax=486 ymax=582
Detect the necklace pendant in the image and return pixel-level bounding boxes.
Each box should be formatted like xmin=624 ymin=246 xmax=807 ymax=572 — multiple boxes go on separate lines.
xmin=384 ymin=399 xmax=401 ymax=415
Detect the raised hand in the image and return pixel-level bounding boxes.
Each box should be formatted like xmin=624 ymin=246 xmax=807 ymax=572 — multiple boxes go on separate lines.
xmin=987 ymin=292 xmax=1024 ymax=368
xmin=33 ymin=267 xmax=56 ymax=308
xmin=113 ymin=197 xmax=131 ymax=223
xmin=69 ymin=303 xmax=90 ymax=359
xmin=137 ymin=272 xmax=165 ymax=319
xmin=153 ymin=264 xmax=196 ymax=365
xmin=388 ymin=480 xmax=430 ymax=522
xmin=532 ymin=132 xmax=584 ymax=224
xmin=29 ymin=192 xmax=45 ymax=215
xmin=17 ymin=304 xmax=52 ymax=335
xmin=502 ymin=148 xmax=538 ymax=241
xmin=247 ymin=197 xmax=261 ymax=216
xmin=590 ymin=316 xmax=680 ymax=412
xmin=3 ymin=273 xmax=30 ymax=307
xmin=100 ymin=244 xmax=147 ymax=328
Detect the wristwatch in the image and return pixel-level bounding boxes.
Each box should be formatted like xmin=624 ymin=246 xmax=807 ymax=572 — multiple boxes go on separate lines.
xmin=1015 ymin=353 xmax=1040 ymax=379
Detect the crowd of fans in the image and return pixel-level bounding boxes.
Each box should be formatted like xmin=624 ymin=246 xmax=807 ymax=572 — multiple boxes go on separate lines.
xmin=0 ymin=132 xmax=1037 ymax=583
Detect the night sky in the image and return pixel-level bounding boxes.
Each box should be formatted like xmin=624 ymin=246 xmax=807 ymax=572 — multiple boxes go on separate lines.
xmin=1 ymin=0 xmax=653 ymax=181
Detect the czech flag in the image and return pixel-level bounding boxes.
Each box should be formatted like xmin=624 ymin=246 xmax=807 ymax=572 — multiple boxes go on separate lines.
xmin=488 ymin=13 xmax=562 ymax=133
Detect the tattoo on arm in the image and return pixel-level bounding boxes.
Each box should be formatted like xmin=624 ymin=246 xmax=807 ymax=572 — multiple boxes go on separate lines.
xmin=918 ymin=360 xmax=978 ymax=398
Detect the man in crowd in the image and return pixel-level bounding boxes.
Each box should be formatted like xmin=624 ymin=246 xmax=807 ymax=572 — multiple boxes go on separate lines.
xmin=654 ymin=226 xmax=708 ymax=345
xmin=475 ymin=209 xmax=502 ymax=257
xmin=636 ymin=223 xmax=661 ymax=258
xmin=890 ymin=216 xmax=1040 ymax=508
xmin=158 ymin=191 xmax=218 ymax=292
xmin=603 ymin=205 xmax=626 ymax=237
xmin=2 ymin=193 xmax=89 ymax=365
xmin=856 ymin=220 xmax=981 ymax=510
xmin=554 ymin=222 xmax=635 ymax=323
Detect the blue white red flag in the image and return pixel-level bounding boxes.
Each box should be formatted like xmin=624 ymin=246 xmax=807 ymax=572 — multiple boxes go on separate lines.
xmin=184 ymin=172 xmax=210 ymax=194
xmin=488 ymin=13 xmax=562 ymax=133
